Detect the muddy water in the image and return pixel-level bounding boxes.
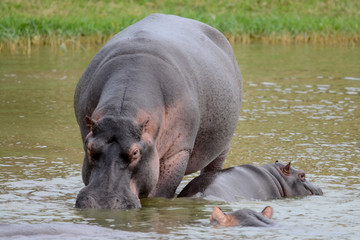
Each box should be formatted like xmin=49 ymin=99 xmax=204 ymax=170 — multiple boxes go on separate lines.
xmin=0 ymin=44 xmax=359 ymax=239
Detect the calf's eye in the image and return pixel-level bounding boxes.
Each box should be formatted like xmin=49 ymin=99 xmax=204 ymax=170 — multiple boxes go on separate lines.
xmin=299 ymin=172 xmax=306 ymax=182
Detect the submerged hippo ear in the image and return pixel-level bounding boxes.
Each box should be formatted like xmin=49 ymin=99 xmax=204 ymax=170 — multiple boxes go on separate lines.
xmin=85 ymin=116 xmax=96 ymax=131
xmin=261 ymin=206 xmax=273 ymax=219
xmin=210 ymin=206 xmax=231 ymax=226
xmin=282 ymin=162 xmax=291 ymax=175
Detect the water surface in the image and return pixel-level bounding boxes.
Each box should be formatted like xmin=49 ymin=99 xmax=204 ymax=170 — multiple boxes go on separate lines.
xmin=0 ymin=44 xmax=359 ymax=239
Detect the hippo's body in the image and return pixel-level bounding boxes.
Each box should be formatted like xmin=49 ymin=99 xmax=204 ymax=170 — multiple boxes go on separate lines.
xmin=74 ymin=14 xmax=242 ymax=209
xmin=178 ymin=162 xmax=323 ymax=201
xmin=210 ymin=206 xmax=275 ymax=227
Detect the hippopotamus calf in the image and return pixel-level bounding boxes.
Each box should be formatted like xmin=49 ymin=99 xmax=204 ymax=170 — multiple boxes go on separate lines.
xmin=178 ymin=161 xmax=323 ymax=201
xmin=74 ymin=14 xmax=242 ymax=209
xmin=210 ymin=206 xmax=275 ymax=227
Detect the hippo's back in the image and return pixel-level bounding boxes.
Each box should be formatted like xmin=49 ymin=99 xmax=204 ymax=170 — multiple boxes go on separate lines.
xmin=108 ymin=13 xmax=237 ymax=67
xmin=179 ymin=165 xmax=283 ymax=201
xmin=75 ymin=13 xmax=242 ymax=114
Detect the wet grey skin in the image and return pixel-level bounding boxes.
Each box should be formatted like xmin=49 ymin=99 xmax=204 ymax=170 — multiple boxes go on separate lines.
xmin=74 ymin=13 xmax=242 ymax=209
xmin=178 ymin=161 xmax=323 ymax=201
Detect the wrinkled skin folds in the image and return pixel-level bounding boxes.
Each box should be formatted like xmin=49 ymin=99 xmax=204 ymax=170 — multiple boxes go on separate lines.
xmin=74 ymin=14 xmax=242 ymax=209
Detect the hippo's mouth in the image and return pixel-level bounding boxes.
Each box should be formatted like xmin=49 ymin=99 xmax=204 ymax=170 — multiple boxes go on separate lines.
xmin=304 ymin=185 xmax=313 ymax=195
xmin=304 ymin=183 xmax=323 ymax=196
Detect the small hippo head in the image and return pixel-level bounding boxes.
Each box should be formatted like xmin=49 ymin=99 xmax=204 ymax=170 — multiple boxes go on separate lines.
xmin=210 ymin=206 xmax=274 ymax=227
xmin=75 ymin=116 xmax=159 ymax=209
xmin=268 ymin=161 xmax=323 ymax=197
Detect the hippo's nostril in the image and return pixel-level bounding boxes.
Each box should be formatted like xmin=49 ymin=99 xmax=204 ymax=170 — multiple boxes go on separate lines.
xmin=102 ymin=195 xmax=142 ymax=209
xmin=75 ymin=194 xmax=99 ymax=208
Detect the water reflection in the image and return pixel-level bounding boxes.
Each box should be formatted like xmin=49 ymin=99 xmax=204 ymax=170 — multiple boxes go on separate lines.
xmin=229 ymin=70 xmax=359 ymax=178
xmin=74 ymin=198 xmax=213 ymax=234
xmin=0 ymin=44 xmax=359 ymax=239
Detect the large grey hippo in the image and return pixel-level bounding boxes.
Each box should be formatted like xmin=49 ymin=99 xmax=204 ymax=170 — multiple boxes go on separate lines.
xmin=74 ymin=14 xmax=242 ymax=209
xmin=178 ymin=161 xmax=323 ymax=201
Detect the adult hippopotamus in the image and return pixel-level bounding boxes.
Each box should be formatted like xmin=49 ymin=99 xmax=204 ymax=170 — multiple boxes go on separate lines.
xmin=178 ymin=161 xmax=323 ymax=201
xmin=74 ymin=14 xmax=242 ymax=209
xmin=210 ymin=206 xmax=275 ymax=227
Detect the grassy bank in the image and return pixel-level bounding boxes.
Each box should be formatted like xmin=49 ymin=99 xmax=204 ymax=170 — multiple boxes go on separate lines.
xmin=1 ymin=0 xmax=359 ymax=51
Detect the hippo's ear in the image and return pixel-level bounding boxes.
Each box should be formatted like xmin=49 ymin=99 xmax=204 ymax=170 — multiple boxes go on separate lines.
xmin=210 ymin=207 xmax=227 ymax=225
xmin=261 ymin=206 xmax=273 ymax=219
xmin=282 ymin=162 xmax=291 ymax=175
xmin=85 ymin=116 xmax=95 ymax=131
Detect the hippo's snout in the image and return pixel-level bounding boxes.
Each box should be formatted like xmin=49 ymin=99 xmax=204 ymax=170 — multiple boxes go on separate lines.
xmin=75 ymin=194 xmax=100 ymax=208
xmin=75 ymin=190 xmax=141 ymax=209
xmin=312 ymin=187 xmax=323 ymax=196
xmin=304 ymin=181 xmax=323 ymax=196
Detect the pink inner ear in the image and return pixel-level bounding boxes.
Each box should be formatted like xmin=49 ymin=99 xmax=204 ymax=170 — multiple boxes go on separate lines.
xmin=261 ymin=206 xmax=273 ymax=219
xmin=211 ymin=207 xmax=226 ymax=223
xmin=212 ymin=207 xmax=224 ymax=218
xmin=282 ymin=162 xmax=291 ymax=174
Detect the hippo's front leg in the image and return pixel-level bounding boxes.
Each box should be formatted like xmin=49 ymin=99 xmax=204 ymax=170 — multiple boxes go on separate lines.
xmin=148 ymin=150 xmax=190 ymax=198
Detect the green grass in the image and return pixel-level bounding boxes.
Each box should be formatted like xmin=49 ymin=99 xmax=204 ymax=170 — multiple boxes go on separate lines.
xmin=1 ymin=0 xmax=360 ymax=50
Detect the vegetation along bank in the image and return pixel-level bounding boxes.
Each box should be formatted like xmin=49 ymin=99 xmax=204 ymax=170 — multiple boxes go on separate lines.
xmin=1 ymin=0 xmax=359 ymax=51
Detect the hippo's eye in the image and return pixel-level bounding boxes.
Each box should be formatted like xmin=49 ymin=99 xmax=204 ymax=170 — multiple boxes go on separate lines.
xmin=92 ymin=151 xmax=102 ymax=160
xmin=132 ymin=149 xmax=140 ymax=159
xmin=88 ymin=146 xmax=102 ymax=165
xmin=129 ymin=147 xmax=141 ymax=162
xmin=299 ymin=172 xmax=306 ymax=182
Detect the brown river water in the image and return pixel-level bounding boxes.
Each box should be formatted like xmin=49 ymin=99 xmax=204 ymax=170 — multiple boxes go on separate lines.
xmin=0 ymin=44 xmax=359 ymax=239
